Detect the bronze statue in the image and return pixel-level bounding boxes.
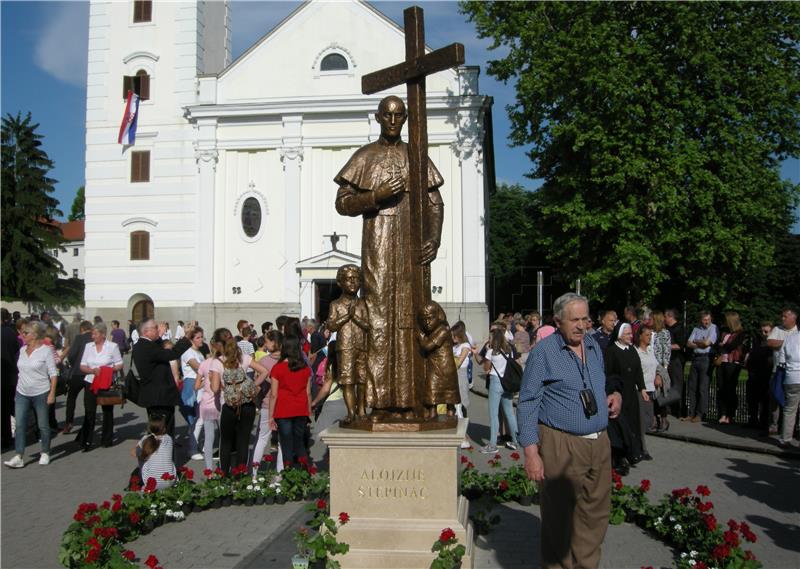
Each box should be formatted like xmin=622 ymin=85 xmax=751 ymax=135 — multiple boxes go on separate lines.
xmin=325 ymin=264 xmax=368 ymax=423
xmin=417 ymin=300 xmax=460 ymax=418
xmin=334 ymin=96 xmax=444 ymax=421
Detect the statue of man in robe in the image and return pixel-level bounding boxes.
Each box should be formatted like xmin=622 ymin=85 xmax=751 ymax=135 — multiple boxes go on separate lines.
xmin=334 ymin=95 xmax=444 ymax=419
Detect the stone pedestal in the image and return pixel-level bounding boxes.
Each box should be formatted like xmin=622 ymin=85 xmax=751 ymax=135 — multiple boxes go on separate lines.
xmin=321 ymin=419 xmax=473 ymax=568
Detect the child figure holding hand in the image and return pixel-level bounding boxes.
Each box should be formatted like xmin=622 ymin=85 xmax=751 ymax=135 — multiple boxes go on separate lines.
xmin=418 ymin=301 xmax=460 ymax=419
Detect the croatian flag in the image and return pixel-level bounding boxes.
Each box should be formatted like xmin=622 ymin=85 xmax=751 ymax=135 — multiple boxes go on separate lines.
xmin=118 ymin=90 xmax=140 ymax=145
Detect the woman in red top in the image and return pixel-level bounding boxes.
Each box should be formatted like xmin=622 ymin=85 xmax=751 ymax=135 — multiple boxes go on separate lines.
xmin=268 ymin=335 xmax=311 ymax=466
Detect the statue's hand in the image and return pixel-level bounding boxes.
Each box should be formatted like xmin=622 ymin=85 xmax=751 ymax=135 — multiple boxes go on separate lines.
xmin=419 ymin=239 xmax=438 ymax=265
xmin=374 ymin=176 xmax=405 ymax=202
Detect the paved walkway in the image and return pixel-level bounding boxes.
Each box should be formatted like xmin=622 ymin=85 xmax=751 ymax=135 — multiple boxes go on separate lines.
xmin=2 ymin=382 xmax=798 ymax=568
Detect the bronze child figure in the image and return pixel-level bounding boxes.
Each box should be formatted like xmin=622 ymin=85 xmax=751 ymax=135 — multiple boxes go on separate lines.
xmin=417 ymin=301 xmax=460 ymax=419
xmin=325 ymin=264 xmax=369 ymax=424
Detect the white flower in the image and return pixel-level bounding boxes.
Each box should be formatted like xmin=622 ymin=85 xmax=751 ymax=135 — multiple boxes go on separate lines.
xmin=669 ymin=516 xmax=676 ymax=522
xmin=675 ymin=524 xmax=682 ymax=532
xmin=681 ymin=553 xmax=688 ymax=559
xmin=247 ymin=485 xmax=253 ymax=490
xmin=690 ymin=550 xmax=698 ymax=558
xmin=254 ymin=486 xmax=261 ymax=491
xmin=165 ymin=509 xmax=173 ymax=516
xmin=177 ymin=500 xmax=184 ymax=506
xmin=258 ymin=477 xmax=265 ymax=483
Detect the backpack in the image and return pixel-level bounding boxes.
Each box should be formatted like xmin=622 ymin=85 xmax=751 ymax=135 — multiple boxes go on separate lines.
xmin=222 ymin=366 xmax=257 ymax=409
xmin=490 ymin=349 xmax=523 ymax=393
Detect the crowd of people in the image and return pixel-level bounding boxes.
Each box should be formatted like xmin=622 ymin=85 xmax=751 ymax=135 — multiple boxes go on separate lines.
xmin=1 ymin=302 xmax=797 ymax=478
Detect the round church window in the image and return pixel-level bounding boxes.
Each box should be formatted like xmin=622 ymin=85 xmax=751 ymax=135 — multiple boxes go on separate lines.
xmin=320 ymin=53 xmax=348 ymax=71
xmin=241 ymin=197 xmax=262 ymax=238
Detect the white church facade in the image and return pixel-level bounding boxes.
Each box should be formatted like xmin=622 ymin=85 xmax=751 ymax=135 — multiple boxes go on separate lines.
xmin=84 ymin=0 xmax=494 ymax=333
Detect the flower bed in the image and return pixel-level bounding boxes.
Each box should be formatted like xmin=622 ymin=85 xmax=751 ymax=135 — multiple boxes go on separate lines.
xmin=459 ymin=450 xmax=762 ymax=569
xmin=59 ymin=459 xmax=327 ymax=569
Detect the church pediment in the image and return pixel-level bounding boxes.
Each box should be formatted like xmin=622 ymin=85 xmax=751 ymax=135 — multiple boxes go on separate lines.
xmin=296 ymin=249 xmax=361 ymax=272
xmin=216 ymin=0 xmax=458 ymax=103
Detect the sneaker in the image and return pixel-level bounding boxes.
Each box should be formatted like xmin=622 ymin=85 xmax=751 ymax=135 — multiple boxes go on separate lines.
xmin=479 ymin=444 xmax=498 ymax=454
xmin=39 ymin=453 xmax=50 ymax=466
xmin=460 ymin=439 xmax=471 ymax=449
xmin=505 ymin=441 xmax=518 ymax=451
xmin=191 ymin=453 xmax=204 ymax=461
xmin=4 ymin=455 xmax=24 ymax=468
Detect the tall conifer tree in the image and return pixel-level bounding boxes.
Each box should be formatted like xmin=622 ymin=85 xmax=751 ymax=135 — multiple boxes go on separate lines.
xmin=1 ymin=112 xmax=64 ymax=302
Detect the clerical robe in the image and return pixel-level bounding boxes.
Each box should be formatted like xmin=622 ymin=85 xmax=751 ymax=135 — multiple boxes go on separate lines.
xmin=334 ymin=138 xmax=444 ymax=411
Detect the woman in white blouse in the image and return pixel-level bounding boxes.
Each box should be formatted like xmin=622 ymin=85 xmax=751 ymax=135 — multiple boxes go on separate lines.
xmin=4 ymin=321 xmax=58 ymax=468
xmin=75 ymin=322 xmax=123 ymax=451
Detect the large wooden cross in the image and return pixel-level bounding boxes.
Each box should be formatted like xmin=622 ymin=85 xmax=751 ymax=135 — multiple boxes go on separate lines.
xmin=362 ymin=6 xmax=464 ymax=417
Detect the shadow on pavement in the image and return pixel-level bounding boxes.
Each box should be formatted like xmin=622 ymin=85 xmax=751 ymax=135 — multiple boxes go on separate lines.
xmin=745 ymin=514 xmax=800 ymax=554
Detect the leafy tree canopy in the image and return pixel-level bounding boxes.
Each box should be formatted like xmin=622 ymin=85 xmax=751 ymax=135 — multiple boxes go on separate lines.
xmin=68 ymin=185 xmax=85 ymax=221
xmin=462 ymin=1 xmax=800 ymax=309
xmin=488 ymin=183 xmax=540 ymax=279
xmin=1 ymin=112 xmax=65 ymax=302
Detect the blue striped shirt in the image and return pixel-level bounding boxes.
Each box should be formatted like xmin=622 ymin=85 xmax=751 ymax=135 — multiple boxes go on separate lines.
xmin=517 ymin=331 xmax=609 ymax=447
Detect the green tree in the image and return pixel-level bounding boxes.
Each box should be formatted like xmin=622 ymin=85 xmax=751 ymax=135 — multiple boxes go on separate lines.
xmin=68 ymin=185 xmax=85 ymax=221
xmin=462 ymin=1 xmax=800 ymax=308
xmin=1 ymin=112 xmax=64 ymax=302
xmin=488 ymin=183 xmax=539 ymax=279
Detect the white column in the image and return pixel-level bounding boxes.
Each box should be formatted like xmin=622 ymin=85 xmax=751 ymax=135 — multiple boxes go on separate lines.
xmin=195 ymin=148 xmax=218 ymax=304
xmin=457 ymin=109 xmax=486 ymax=304
xmin=281 ymin=114 xmax=304 ymax=306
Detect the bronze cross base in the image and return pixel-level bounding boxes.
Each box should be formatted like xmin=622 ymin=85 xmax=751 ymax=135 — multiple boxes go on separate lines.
xmin=342 ymin=415 xmax=458 ymax=432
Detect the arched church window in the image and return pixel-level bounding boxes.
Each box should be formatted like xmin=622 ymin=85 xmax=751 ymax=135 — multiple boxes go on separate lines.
xmin=241 ymin=197 xmax=262 ymax=238
xmin=320 ymin=53 xmax=348 ymax=72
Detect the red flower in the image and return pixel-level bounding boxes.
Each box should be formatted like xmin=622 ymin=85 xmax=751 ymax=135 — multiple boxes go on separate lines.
xmin=510 ymin=452 xmax=521 ymax=461
xmin=112 ymin=494 xmax=122 ymax=502
xmin=101 ymin=500 xmax=110 ymax=510
xmin=702 ymin=514 xmax=717 ymax=531
xmin=639 ymin=479 xmax=651 ymax=492
xmin=744 ymin=550 xmax=756 ymax=561
xmin=499 ymin=480 xmax=509 ymax=491
xmin=493 ymin=453 xmax=501 ymax=460
xmin=203 ymin=468 xmax=213 ymax=478
xmin=460 ymin=455 xmax=469 ymax=464
xmin=111 ymin=500 xmax=122 ymax=512
xmin=129 ymin=511 xmax=140 ymax=524
xmin=696 ymin=485 xmax=711 ymax=496
xmin=723 ymin=530 xmax=740 ymax=547
xmin=615 ymin=481 xmax=623 ymax=491
xmin=697 ymin=501 xmax=714 ymax=513
xmin=308 ymin=466 xmax=318 ymax=475
xmin=264 ymin=454 xmax=274 ymax=463
xmin=692 ymin=563 xmax=708 ymax=569
xmin=87 ymin=515 xmax=101 ymax=526
xmin=185 ymin=468 xmax=194 ymax=480
xmin=144 ymin=477 xmax=157 ymax=493
xmin=742 ymin=528 xmax=758 ymax=543
xmin=214 ymin=467 xmax=224 ymax=476
xmin=439 ymin=528 xmax=456 ymax=543
xmin=712 ymin=544 xmax=730 ymax=560
xmin=727 ymin=519 xmax=739 ymax=531
xmin=298 ymin=456 xmax=309 ymax=466
xmin=338 ymin=512 xmax=350 ymax=524
xmin=87 ymin=537 xmax=101 ymax=550
xmin=145 ymin=554 xmax=160 ymax=569
xmin=85 ymin=548 xmax=100 ymax=564
xmin=122 ymin=550 xmax=136 ymax=561
xmin=129 ymin=475 xmax=142 ymax=491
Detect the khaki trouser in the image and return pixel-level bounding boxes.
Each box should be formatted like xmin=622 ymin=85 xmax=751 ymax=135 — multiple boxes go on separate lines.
xmin=539 ymin=425 xmax=611 ymax=569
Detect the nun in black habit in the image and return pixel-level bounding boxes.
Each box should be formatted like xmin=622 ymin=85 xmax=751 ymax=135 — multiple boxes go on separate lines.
xmin=605 ymin=322 xmax=650 ymax=471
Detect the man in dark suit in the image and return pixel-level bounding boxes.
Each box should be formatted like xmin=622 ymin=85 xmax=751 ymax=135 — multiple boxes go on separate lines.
xmin=1 ymin=308 xmax=20 ymax=450
xmin=132 ymin=319 xmax=192 ymax=438
xmin=63 ymin=320 xmax=94 ymax=434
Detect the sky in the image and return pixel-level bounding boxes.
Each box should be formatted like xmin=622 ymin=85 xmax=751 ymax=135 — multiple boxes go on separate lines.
xmin=1 ymin=0 xmax=798 ymax=230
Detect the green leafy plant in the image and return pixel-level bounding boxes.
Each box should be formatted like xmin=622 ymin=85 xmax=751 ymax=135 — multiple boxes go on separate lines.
xmin=430 ymin=528 xmax=466 ymax=569
xmin=293 ymin=500 xmax=350 ymax=568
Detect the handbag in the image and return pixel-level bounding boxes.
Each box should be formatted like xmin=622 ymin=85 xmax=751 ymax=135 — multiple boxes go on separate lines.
xmin=96 ymin=388 xmax=126 ymax=406
xmin=770 ymin=365 xmax=786 ymax=407
xmin=491 ymin=349 xmax=523 ymax=393
xmin=56 ymin=363 xmax=70 ymax=396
